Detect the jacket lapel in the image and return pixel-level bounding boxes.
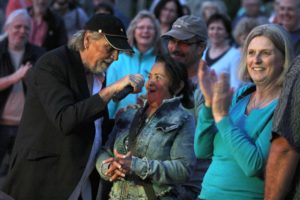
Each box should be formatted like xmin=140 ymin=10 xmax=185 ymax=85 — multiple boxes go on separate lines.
xmin=66 ymin=47 xmax=90 ymax=99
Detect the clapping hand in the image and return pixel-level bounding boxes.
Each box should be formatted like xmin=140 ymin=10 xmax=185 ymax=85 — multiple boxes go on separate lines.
xmin=198 ymin=60 xmax=234 ymax=122
xmin=198 ymin=60 xmax=217 ymax=107
xmin=212 ymin=73 xmax=234 ymax=122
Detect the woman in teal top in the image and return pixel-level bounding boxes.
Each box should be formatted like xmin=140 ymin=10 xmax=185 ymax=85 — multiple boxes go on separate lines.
xmin=194 ymin=24 xmax=294 ymax=200
xmin=106 ymin=10 xmax=161 ymax=119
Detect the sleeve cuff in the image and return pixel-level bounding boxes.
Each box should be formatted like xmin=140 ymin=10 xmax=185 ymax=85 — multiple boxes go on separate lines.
xmin=96 ymin=162 xmax=110 ymax=180
xmin=201 ymin=105 xmax=214 ymax=120
xmin=101 ymin=162 xmax=110 ymax=173
xmin=131 ymin=156 xmax=150 ymax=180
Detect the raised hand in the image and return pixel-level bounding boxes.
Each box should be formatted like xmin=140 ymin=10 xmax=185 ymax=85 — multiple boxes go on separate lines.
xmin=100 ymin=74 xmax=145 ymax=103
xmin=13 ymin=61 xmax=32 ymax=82
xmin=212 ymin=73 xmax=234 ymax=122
xmin=128 ymin=74 xmax=144 ymax=93
xmin=0 ymin=61 xmax=32 ymax=90
xmin=198 ymin=60 xmax=217 ymax=107
xmin=114 ymin=74 xmax=144 ymax=94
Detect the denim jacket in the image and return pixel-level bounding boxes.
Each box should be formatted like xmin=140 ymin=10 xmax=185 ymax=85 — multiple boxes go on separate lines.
xmin=96 ymin=97 xmax=197 ymax=199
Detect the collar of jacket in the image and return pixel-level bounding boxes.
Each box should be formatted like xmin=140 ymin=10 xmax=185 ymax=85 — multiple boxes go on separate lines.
xmin=142 ymin=95 xmax=182 ymax=108
xmin=132 ymin=46 xmax=154 ymax=56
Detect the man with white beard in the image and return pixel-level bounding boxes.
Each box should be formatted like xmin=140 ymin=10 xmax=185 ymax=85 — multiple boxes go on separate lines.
xmin=1 ymin=14 xmax=144 ymax=200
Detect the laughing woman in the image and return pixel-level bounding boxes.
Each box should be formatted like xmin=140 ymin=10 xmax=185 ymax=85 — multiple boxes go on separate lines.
xmin=106 ymin=10 xmax=161 ymax=119
xmin=195 ymin=24 xmax=294 ymax=200
xmin=97 ymin=55 xmax=199 ymax=199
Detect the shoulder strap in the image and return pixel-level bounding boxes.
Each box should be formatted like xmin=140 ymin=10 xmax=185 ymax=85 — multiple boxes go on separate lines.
xmin=236 ymin=85 xmax=256 ymax=103
xmin=143 ymin=183 xmax=157 ymax=200
xmin=127 ymin=107 xmax=146 ymax=154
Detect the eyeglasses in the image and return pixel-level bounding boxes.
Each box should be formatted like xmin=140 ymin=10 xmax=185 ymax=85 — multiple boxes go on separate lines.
xmin=168 ymin=38 xmax=200 ymax=48
xmin=136 ymin=26 xmax=155 ymax=31
xmin=148 ymin=73 xmax=166 ymax=81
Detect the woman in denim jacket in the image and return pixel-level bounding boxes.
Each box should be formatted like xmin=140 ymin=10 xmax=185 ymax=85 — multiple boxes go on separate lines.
xmin=96 ymin=55 xmax=197 ymax=199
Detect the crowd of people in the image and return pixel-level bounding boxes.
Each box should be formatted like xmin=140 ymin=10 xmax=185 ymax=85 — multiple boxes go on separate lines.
xmin=0 ymin=0 xmax=299 ymax=200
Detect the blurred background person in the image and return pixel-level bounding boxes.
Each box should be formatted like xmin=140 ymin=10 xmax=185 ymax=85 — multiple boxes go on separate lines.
xmin=92 ymin=0 xmax=129 ymax=29
xmin=195 ymin=23 xmax=294 ymax=200
xmin=0 ymin=8 xmax=45 ymax=187
xmin=277 ymin=0 xmax=300 ymax=56
xmin=27 ymin=0 xmax=67 ymax=51
xmin=97 ymin=55 xmax=198 ymax=199
xmin=5 ymin=0 xmax=32 ymax=17
xmin=150 ymin=0 xmax=186 ymax=12
xmin=199 ymin=0 xmax=227 ymax=23
xmin=106 ymin=10 xmax=161 ymax=119
xmin=51 ymin=0 xmax=88 ymax=40
xmin=182 ymin=4 xmax=191 ymax=15
xmin=94 ymin=2 xmax=114 ymax=15
xmin=233 ymin=17 xmax=265 ymax=52
xmin=232 ymin=0 xmax=268 ymax=29
xmin=153 ymin=0 xmax=183 ymax=35
xmin=268 ymin=0 xmax=280 ymax=24
xmin=203 ymin=13 xmax=241 ymax=89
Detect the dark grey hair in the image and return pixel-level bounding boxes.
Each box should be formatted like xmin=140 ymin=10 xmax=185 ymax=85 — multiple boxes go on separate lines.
xmin=233 ymin=17 xmax=261 ymax=45
xmin=199 ymin=0 xmax=227 ymax=19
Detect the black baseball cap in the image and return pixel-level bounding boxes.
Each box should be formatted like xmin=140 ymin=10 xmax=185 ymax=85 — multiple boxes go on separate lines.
xmin=84 ymin=14 xmax=133 ymax=52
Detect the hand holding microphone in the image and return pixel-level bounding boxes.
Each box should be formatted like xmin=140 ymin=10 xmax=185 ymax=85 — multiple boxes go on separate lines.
xmin=112 ymin=74 xmax=144 ymax=102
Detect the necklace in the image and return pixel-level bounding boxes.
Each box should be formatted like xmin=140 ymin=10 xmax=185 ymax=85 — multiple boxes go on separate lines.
xmin=246 ymin=87 xmax=281 ymax=114
xmin=250 ymin=93 xmax=277 ymax=110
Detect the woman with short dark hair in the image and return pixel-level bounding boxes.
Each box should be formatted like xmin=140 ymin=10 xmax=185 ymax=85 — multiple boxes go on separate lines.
xmin=203 ymin=13 xmax=241 ymax=89
xmin=153 ymin=0 xmax=183 ymax=35
xmin=97 ymin=55 xmax=197 ymax=199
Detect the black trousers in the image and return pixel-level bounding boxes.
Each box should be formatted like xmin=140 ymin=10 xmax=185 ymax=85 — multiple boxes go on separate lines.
xmin=0 ymin=125 xmax=18 ymax=175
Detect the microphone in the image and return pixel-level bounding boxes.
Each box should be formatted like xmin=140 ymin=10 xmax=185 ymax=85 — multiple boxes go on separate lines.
xmin=112 ymin=85 xmax=134 ymax=102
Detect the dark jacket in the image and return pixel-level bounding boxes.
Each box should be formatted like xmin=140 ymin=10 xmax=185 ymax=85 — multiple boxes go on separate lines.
xmin=27 ymin=7 xmax=68 ymax=51
xmin=0 ymin=38 xmax=45 ymax=116
xmin=2 ymin=46 xmax=113 ymax=200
